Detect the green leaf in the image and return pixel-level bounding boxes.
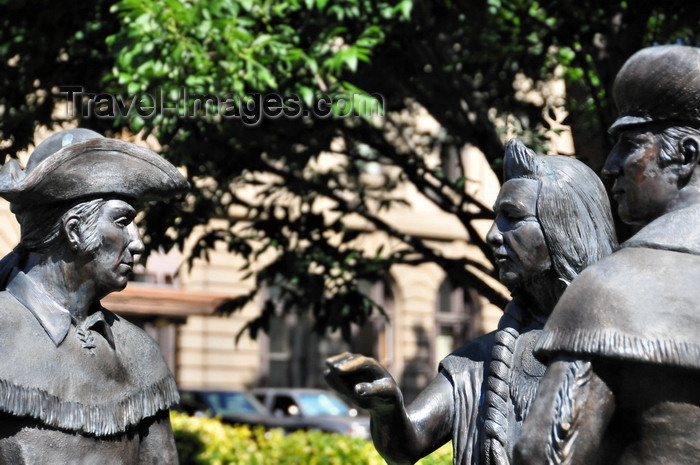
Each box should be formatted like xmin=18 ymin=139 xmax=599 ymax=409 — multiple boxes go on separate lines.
xmin=251 ymin=34 xmax=272 ymax=48
xmin=127 ymin=81 xmax=141 ymax=94
xmin=394 ymin=0 xmax=413 ymax=20
xmin=299 ymin=86 xmax=313 ymax=107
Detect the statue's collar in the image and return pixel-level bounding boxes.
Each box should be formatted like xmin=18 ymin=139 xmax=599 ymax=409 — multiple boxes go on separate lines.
xmin=622 ymin=203 xmax=700 ymax=255
xmin=6 ymin=269 xmax=114 ymax=348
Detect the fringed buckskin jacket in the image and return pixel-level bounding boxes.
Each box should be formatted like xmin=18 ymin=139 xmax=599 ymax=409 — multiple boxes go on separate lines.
xmin=0 ymin=270 xmax=179 ymax=465
xmin=535 ymin=204 xmax=700 ymax=464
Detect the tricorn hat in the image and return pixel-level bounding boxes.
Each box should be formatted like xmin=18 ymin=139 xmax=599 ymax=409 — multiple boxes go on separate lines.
xmin=0 ymin=129 xmax=189 ymax=207
xmin=610 ymin=45 xmax=700 ymax=134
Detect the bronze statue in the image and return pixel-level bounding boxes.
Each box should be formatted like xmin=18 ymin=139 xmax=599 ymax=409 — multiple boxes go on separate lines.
xmin=0 ymin=129 xmax=188 ymax=464
xmin=325 ymin=140 xmax=617 ymax=465
xmin=515 ymin=45 xmax=700 ymax=465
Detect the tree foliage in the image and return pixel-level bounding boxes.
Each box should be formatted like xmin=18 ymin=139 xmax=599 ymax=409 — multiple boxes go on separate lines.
xmin=2 ymin=0 xmax=700 ymax=340
xmin=171 ymin=410 xmax=452 ymax=464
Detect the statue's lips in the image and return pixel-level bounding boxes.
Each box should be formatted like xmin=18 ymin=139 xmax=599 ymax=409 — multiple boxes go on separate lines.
xmin=494 ymin=254 xmax=511 ymax=269
xmin=118 ymin=263 xmax=133 ymax=274
xmin=493 ymin=246 xmax=510 ymax=264
xmin=612 ymin=179 xmax=625 ymax=201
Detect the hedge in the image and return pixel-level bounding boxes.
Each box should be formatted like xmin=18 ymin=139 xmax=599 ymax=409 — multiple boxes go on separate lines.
xmin=171 ymin=411 xmax=452 ymax=465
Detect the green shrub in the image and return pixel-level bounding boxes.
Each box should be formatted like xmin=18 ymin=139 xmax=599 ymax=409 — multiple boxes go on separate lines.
xmin=171 ymin=411 xmax=452 ymax=465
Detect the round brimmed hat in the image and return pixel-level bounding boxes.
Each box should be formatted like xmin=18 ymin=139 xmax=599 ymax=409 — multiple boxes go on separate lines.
xmin=610 ymin=45 xmax=700 ymax=134
xmin=0 ymin=129 xmax=189 ymax=207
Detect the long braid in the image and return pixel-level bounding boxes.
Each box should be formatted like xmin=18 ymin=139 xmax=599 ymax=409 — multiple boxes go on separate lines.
xmin=481 ymin=305 xmax=523 ymax=465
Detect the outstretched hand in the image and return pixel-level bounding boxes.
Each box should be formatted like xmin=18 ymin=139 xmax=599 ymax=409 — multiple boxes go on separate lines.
xmin=324 ymin=352 xmax=402 ymax=411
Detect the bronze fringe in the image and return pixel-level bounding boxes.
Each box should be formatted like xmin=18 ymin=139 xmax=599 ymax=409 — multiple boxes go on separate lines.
xmin=536 ymin=329 xmax=700 ymax=369
xmin=545 ymin=360 xmax=592 ymax=465
xmin=440 ymin=354 xmax=485 ymax=465
xmin=509 ymin=369 xmax=541 ymax=421
xmin=0 ymin=375 xmax=179 ymax=437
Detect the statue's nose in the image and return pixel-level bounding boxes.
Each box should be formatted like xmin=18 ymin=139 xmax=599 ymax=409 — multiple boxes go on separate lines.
xmin=602 ymin=148 xmax=625 ymax=181
xmin=486 ymin=221 xmax=503 ymax=247
xmin=127 ymin=222 xmax=145 ymax=255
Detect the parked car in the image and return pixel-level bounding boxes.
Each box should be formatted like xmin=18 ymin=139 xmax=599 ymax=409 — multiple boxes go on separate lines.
xmin=175 ymin=389 xmax=278 ymax=428
xmin=251 ymin=387 xmax=370 ymax=439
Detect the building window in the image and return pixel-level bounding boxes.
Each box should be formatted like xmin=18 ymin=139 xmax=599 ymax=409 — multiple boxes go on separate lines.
xmin=434 ymin=278 xmax=482 ymax=364
xmin=130 ymin=270 xmax=177 ymax=286
xmin=129 ymin=251 xmax=181 ymax=287
xmin=354 ymin=280 xmax=395 ymax=372
xmin=260 ymin=280 xmax=395 ymax=387
xmin=262 ymin=309 xmax=325 ymax=387
xmin=266 ymin=309 xmax=292 ymax=386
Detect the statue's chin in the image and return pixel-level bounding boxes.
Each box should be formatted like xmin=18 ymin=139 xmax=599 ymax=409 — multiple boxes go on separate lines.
xmin=498 ymin=266 xmax=524 ymax=292
xmin=499 ymin=274 xmax=517 ymax=292
xmin=96 ymin=280 xmax=129 ymax=301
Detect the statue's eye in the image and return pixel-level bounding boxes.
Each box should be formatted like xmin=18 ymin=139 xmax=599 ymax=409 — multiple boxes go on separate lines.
xmin=620 ymin=133 xmax=648 ymax=149
xmin=115 ymin=216 xmax=131 ymax=228
xmin=502 ymin=209 xmax=525 ymax=223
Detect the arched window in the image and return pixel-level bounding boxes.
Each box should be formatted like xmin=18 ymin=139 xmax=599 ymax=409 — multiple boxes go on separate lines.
xmin=434 ymin=279 xmax=482 ymax=364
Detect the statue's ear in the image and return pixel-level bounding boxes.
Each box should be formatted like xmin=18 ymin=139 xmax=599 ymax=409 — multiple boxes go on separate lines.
xmin=678 ymin=136 xmax=700 ymax=181
xmin=62 ymin=215 xmax=82 ymax=253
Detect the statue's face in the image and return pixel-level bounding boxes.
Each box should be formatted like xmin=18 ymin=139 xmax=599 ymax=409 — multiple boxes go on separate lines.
xmin=603 ymin=127 xmax=680 ymax=226
xmin=86 ymin=199 xmax=144 ymax=297
xmin=487 ymin=179 xmax=551 ymax=291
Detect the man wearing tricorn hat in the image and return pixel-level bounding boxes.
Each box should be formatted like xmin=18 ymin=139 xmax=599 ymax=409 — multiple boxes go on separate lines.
xmin=0 ymin=129 xmax=188 ymax=463
xmin=515 ymin=45 xmax=700 ymax=464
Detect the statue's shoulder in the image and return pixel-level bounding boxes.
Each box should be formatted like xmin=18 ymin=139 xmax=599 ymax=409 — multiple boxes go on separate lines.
xmin=550 ymin=249 xmax=632 ymax=313
xmin=439 ymin=331 xmax=495 ymax=374
xmin=103 ymin=309 xmax=178 ymax=385
xmin=548 ymin=245 xmax=700 ymax=325
xmin=538 ymin=246 xmax=700 ymax=369
xmin=0 ymin=289 xmax=27 ymax=312
xmin=104 ymin=308 xmax=173 ymax=374
xmin=0 ymin=290 xmax=41 ymax=341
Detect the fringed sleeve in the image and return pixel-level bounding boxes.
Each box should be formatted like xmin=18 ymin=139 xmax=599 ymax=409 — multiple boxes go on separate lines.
xmin=440 ymin=353 xmax=487 ymax=465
